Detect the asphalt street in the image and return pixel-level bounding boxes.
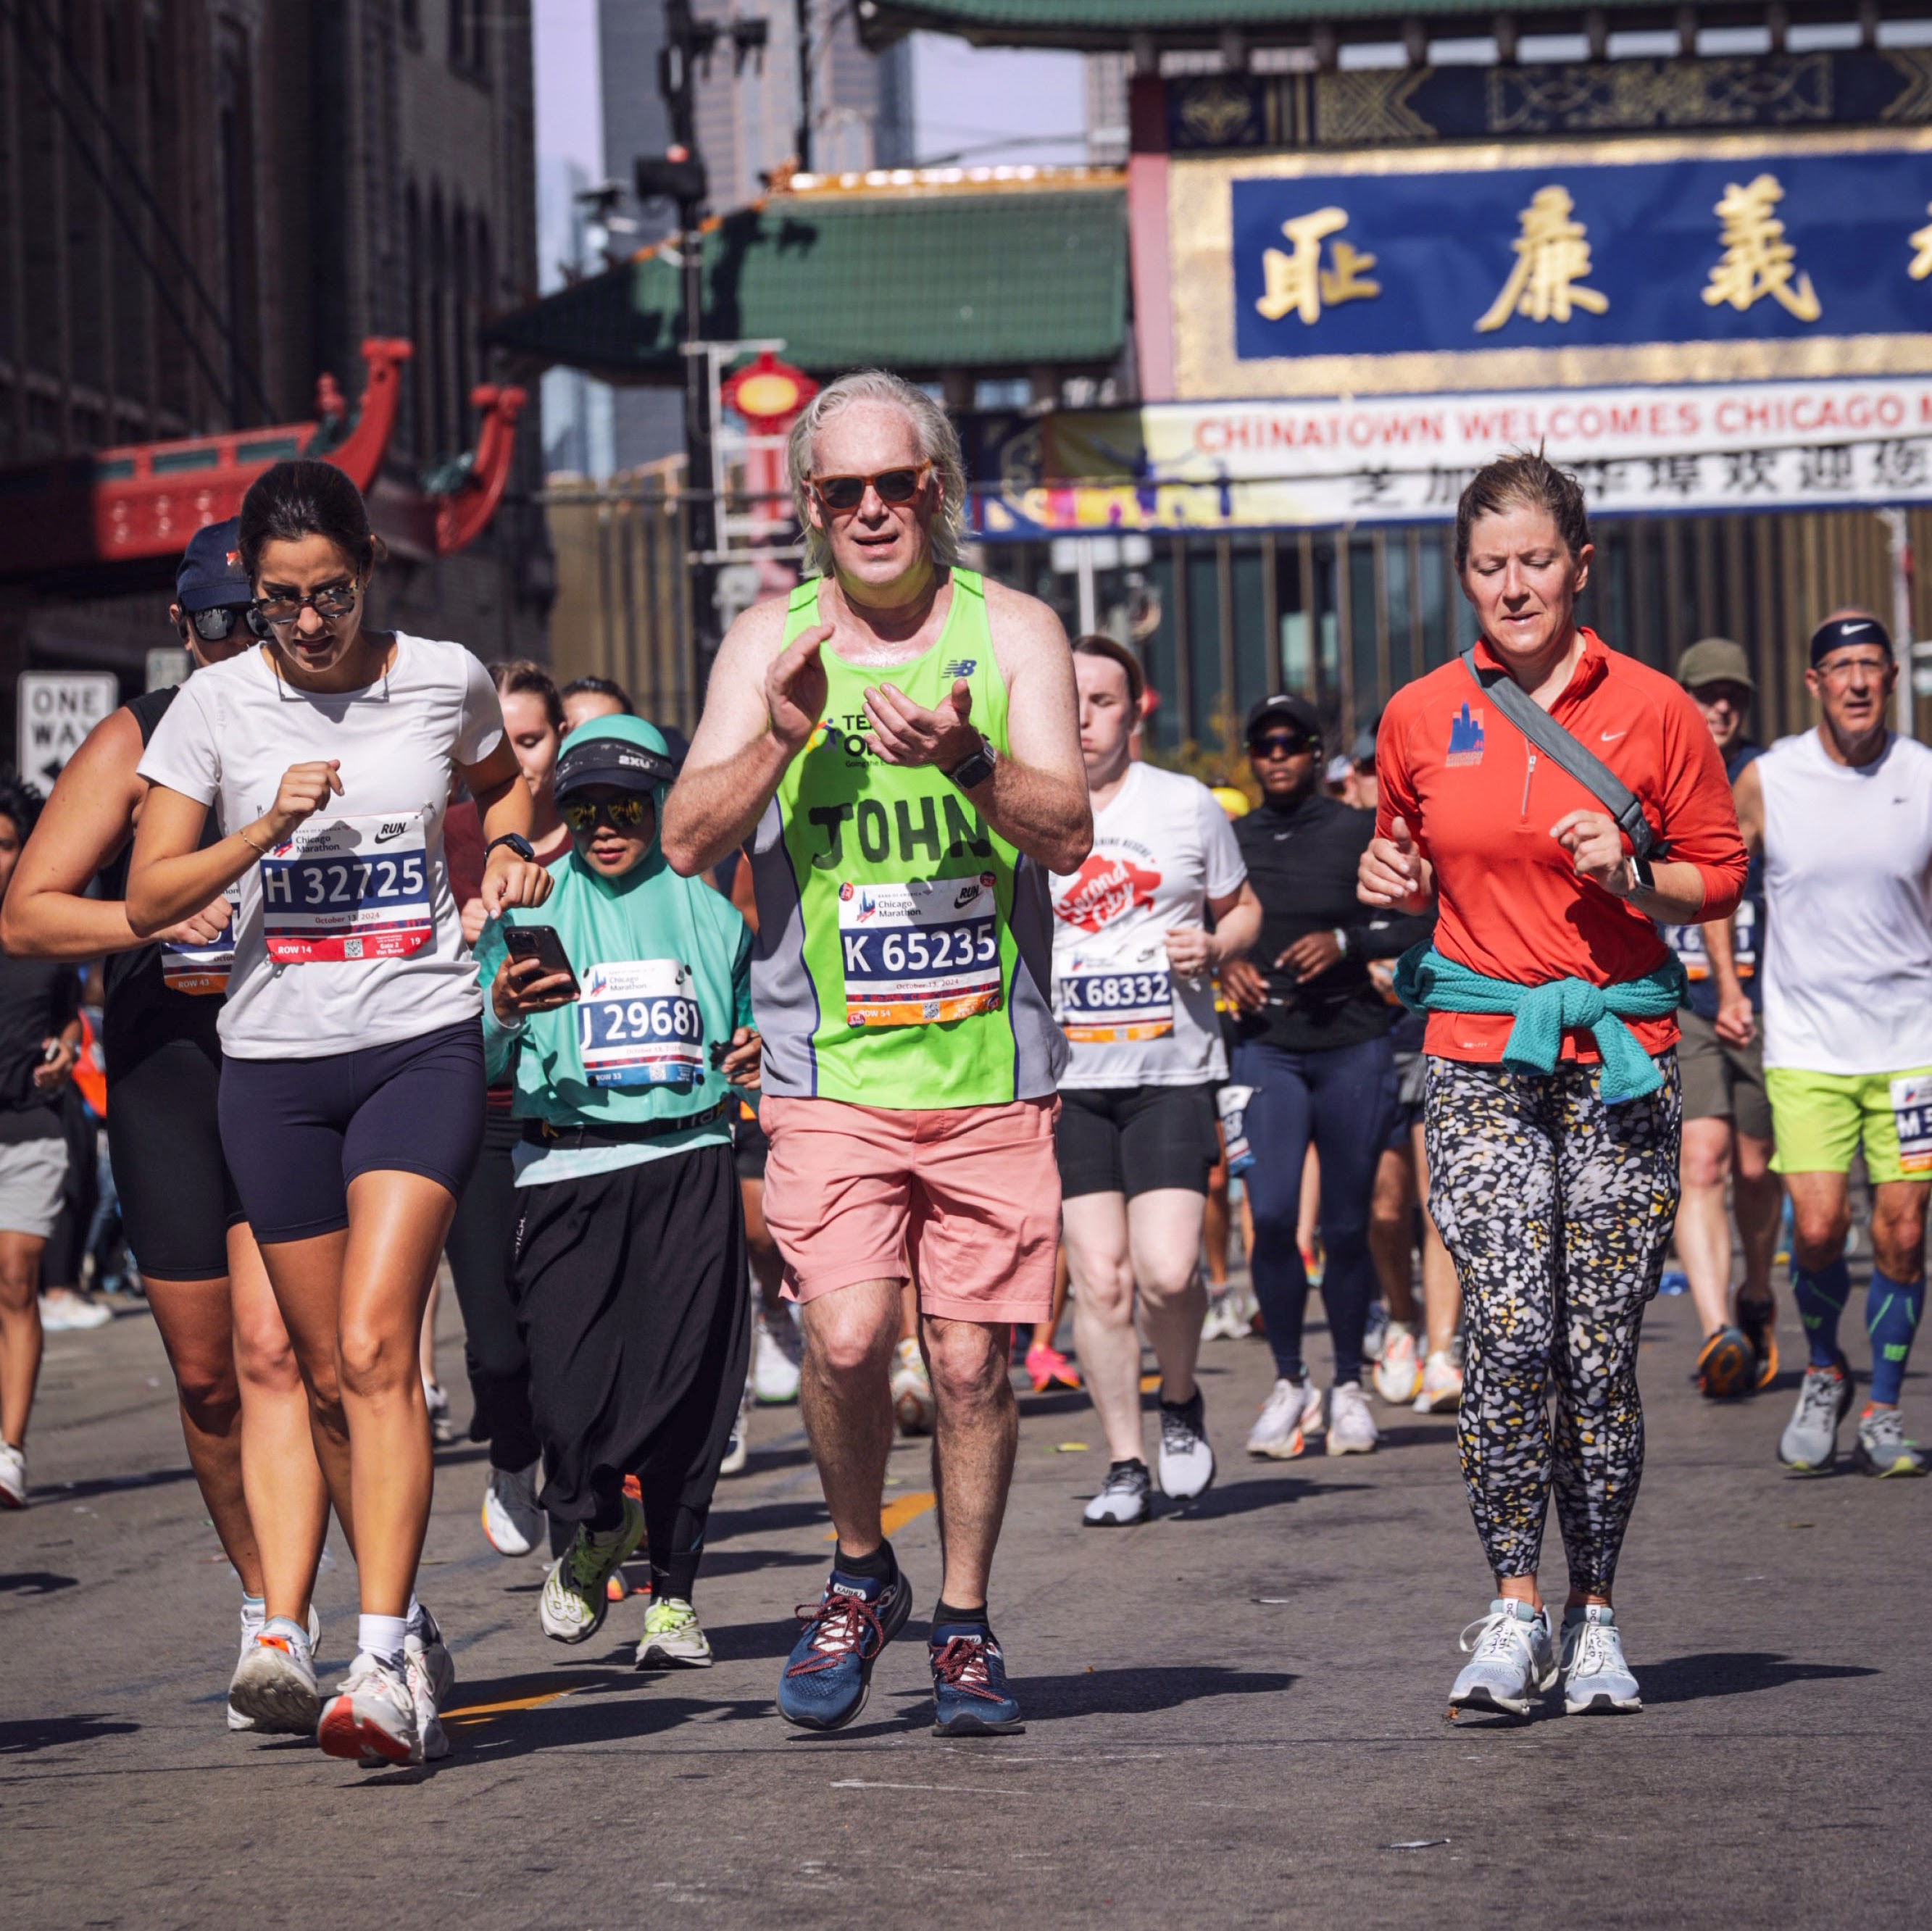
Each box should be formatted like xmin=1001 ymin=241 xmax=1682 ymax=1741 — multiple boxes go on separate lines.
xmin=2 ymin=1271 xmax=1925 ymax=1931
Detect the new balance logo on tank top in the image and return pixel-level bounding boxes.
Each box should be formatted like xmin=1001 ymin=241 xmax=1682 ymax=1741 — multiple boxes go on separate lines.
xmin=1758 ymin=729 xmax=1932 ymax=1075
xmin=746 ymin=571 xmax=1065 ymax=1108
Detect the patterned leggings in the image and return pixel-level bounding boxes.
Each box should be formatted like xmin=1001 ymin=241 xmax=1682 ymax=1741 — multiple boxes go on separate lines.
xmin=1423 ymin=1054 xmax=1681 ymax=1597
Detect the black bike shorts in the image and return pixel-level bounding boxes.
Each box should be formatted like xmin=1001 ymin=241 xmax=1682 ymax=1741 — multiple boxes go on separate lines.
xmin=108 ymin=1032 xmax=243 ymax=1280
xmin=1054 ymin=1083 xmax=1219 ymax=1201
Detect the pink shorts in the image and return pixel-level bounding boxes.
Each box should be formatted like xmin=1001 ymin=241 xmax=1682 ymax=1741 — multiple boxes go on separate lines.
xmin=760 ymin=1095 xmax=1060 ymax=1324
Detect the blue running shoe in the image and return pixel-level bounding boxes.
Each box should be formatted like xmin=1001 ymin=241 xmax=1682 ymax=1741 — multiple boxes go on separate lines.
xmin=929 ymin=1625 xmax=1025 ymax=1737
xmin=778 ymin=1563 xmax=912 ymax=1730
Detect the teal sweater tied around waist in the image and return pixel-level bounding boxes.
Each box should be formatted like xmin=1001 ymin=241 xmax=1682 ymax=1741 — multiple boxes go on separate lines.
xmin=1394 ymin=943 xmax=1688 ymax=1104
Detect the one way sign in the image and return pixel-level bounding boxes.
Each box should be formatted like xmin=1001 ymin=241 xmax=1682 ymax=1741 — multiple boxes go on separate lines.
xmin=17 ymin=671 xmax=120 ymax=788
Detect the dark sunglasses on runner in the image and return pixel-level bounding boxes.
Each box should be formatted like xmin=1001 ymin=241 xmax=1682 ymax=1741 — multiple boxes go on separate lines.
xmin=254 ymin=579 xmax=360 ymax=625
xmin=561 ymin=795 xmax=651 ymax=833
xmin=180 ymin=604 xmax=251 ymax=644
xmin=1249 ymin=731 xmax=1315 ymax=760
xmin=808 ymin=460 xmax=934 ymax=514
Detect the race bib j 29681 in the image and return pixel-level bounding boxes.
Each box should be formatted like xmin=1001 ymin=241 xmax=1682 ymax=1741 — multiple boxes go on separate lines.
xmin=259 ymin=813 xmax=433 ymax=964
xmin=837 ymin=875 xmax=1002 ymax=1028
xmin=577 ymin=959 xmax=704 ymax=1087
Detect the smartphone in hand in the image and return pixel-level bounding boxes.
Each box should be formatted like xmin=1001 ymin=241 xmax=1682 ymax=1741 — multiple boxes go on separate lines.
xmin=503 ymin=924 xmax=581 ymax=1000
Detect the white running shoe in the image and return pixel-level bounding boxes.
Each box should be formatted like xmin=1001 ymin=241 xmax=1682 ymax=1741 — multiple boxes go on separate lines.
xmin=404 ymin=1609 xmax=454 ymax=1761
xmin=541 ymin=1498 xmax=646 ymax=1643
xmin=317 ymin=1653 xmax=421 ymax=1765
xmin=1156 ymin=1389 xmax=1216 ymax=1499
xmin=1325 ymin=1380 xmax=1379 ymax=1455
xmin=482 ymin=1460 xmax=544 ymax=1556
xmin=0 ymin=1439 xmax=25 ymax=1509
xmin=1413 ymin=1351 xmax=1464 ymax=1414
xmin=1081 ymin=1459 xmax=1152 ymax=1526
xmin=1201 ymin=1290 xmax=1244 ymax=1342
xmin=891 ymin=1336 xmax=935 ymax=1438
xmin=38 ymin=1290 xmax=111 ymax=1331
xmin=1246 ymin=1376 xmax=1320 ymax=1459
xmin=1560 ymin=1604 xmax=1642 ymax=1714
xmin=637 ymin=1596 xmax=714 ymax=1668
xmin=1373 ymin=1325 xmax=1423 ymax=1406
xmin=720 ymin=1377 xmax=752 ymax=1477
xmin=423 ymin=1378 xmax=456 ymax=1445
xmin=229 ymin=1617 xmax=321 ymax=1736
xmin=1449 ymin=1599 xmax=1557 ymax=1720
xmin=754 ymin=1309 xmax=802 ymax=1404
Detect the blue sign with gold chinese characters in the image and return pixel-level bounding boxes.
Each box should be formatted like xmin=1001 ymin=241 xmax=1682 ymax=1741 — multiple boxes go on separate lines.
xmin=1232 ymin=149 xmax=1931 ymax=362
xmin=1165 ymin=132 xmax=1932 ymax=401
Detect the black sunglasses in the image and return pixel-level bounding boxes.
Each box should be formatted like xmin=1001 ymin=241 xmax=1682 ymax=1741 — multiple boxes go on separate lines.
xmin=254 ymin=579 xmax=359 ymax=626
xmin=561 ymin=795 xmax=651 ymax=833
xmin=180 ymin=604 xmax=252 ymax=644
xmin=809 ymin=461 xmax=933 ymax=514
xmin=1249 ymin=732 xmax=1315 ymax=760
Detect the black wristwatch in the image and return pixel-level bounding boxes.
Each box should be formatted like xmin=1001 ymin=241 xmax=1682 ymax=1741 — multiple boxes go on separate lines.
xmin=943 ymin=735 xmax=997 ymax=791
xmin=486 ymin=833 xmax=537 ymax=864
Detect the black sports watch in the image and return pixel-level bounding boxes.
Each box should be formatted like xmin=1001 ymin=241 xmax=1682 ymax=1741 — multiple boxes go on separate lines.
xmin=486 ymin=833 xmax=537 ymax=864
xmin=942 ymin=735 xmax=997 ymax=791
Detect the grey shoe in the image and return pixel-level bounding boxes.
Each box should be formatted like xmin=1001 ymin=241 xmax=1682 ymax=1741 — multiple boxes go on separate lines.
xmin=1778 ymin=1353 xmax=1854 ymax=1472
xmin=1448 ymin=1599 xmax=1556 ymax=1720
xmin=1157 ymin=1389 xmax=1215 ymax=1499
xmin=1560 ymin=1605 xmax=1642 ymax=1714
xmin=1852 ymin=1405 xmax=1930 ymax=1477
xmin=1082 ymin=1459 xmax=1152 ymax=1527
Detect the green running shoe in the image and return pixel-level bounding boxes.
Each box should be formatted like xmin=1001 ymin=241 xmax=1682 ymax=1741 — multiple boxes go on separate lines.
xmin=540 ymin=1498 xmax=646 ymax=1643
xmin=1852 ymin=1405 xmax=1930 ymax=1478
xmin=636 ymin=1596 xmax=713 ymax=1669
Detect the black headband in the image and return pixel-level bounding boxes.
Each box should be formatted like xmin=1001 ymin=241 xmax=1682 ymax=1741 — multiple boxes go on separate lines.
xmin=1810 ymin=614 xmax=1892 ymax=666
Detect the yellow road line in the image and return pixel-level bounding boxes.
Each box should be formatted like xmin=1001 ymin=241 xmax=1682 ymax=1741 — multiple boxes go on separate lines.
xmin=442 ymin=1682 xmax=604 ymax=1725
xmin=822 ymin=1489 xmax=936 ymax=1541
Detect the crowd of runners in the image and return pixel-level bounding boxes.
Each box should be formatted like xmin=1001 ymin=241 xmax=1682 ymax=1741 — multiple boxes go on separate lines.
xmin=0 ymin=369 xmax=1924 ymax=1761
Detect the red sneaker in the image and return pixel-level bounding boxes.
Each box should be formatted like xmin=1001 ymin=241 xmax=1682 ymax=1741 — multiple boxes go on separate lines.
xmin=1025 ymin=1343 xmax=1080 ymax=1393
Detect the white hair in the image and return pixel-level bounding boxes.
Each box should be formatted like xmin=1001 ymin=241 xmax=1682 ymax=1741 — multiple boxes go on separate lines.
xmin=786 ymin=368 xmax=968 ymax=577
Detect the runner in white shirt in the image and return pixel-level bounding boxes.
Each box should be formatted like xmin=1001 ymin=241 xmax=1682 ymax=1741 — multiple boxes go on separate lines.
xmin=128 ymin=460 xmax=552 ymax=1764
xmin=1050 ymin=636 xmax=1260 ymax=1525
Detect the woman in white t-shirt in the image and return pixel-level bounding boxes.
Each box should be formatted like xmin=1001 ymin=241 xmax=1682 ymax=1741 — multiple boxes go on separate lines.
xmin=1049 ymin=636 xmax=1260 ymax=1527
xmin=128 ymin=460 xmax=551 ymax=1767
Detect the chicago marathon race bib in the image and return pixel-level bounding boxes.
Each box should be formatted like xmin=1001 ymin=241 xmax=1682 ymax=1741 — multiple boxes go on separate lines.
xmin=1216 ymin=1083 xmax=1256 ymax=1177
xmin=837 ymin=874 xmax=1002 ymax=1028
xmin=1664 ymin=901 xmax=1757 ymax=984
xmin=575 ymin=959 xmax=704 ymax=1088
xmin=1056 ymin=933 xmax=1174 ymax=1043
xmin=259 ymin=812 xmax=433 ymax=964
xmin=1891 ymin=1072 xmax=1932 ymax=1176
xmin=161 ymin=883 xmax=241 ymax=996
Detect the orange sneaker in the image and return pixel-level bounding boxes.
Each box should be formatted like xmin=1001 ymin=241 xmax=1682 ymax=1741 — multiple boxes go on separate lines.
xmin=1025 ymin=1343 xmax=1080 ymax=1393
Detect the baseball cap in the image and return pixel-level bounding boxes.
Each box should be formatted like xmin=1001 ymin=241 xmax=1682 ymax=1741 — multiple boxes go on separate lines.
xmin=1324 ymin=754 xmax=1353 ymax=787
xmin=176 ymin=520 xmax=251 ymax=613
xmin=1349 ymin=727 xmax=1378 ymax=767
xmin=1675 ymin=636 xmax=1754 ymax=694
xmin=1244 ymin=693 xmax=1321 ymax=746
xmin=554 ymin=714 xmax=678 ymax=801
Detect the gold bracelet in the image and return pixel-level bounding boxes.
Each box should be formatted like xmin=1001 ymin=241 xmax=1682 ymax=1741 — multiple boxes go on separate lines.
xmin=236 ymin=825 xmax=270 ymax=858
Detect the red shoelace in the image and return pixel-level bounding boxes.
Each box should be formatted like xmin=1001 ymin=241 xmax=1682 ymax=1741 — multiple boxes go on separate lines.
xmin=786 ymin=1590 xmax=885 ymax=1676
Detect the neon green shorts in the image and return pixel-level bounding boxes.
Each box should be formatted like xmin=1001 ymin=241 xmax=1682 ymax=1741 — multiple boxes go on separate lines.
xmin=1764 ymin=1066 xmax=1932 ymax=1184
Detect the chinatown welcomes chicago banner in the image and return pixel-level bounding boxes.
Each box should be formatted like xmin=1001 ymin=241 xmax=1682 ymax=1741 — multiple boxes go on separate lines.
xmin=1056 ymin=127 xmax=1932 ymax=530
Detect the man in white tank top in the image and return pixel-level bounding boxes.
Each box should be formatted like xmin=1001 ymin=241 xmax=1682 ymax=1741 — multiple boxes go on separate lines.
xmin=1735 ymin=612 xmax=1932 ymax=1477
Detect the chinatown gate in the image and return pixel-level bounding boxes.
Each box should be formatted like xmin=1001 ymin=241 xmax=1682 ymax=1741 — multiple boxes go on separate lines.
xmin=870 ymin=3 xmax=1932 ymax=756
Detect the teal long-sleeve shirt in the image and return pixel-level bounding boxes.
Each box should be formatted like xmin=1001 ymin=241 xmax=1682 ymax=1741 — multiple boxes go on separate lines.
xmin=474 ymin=843 xmax=753 ymax=1186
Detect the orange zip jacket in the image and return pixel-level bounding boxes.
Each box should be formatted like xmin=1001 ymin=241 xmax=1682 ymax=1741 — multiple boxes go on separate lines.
xmin=1376 ymin=628 xmax=1746 ymax=1067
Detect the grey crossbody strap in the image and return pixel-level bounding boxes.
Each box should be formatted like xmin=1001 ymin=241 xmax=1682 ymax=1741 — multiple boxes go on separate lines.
xmin=1461 ymin=648 xmax=1657 ymax=859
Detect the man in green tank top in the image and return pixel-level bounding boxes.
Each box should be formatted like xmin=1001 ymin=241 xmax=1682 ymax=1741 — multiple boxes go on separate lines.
xmin=665 ymin=369 xmax=1091 ymax=1738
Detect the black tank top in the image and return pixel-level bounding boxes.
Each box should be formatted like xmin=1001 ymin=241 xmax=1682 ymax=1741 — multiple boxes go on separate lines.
xmin=99 ymin=687 xmax=223 ymax=1078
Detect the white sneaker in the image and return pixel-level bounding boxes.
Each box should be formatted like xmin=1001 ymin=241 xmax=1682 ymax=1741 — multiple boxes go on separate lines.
xmin=1413 ymin=1350 xmax=1464 ymax=1414
xmin=1325 ymin=1380 xmax=1379 ymax=1455
xmin=754 ymin=1309 xmax=802 ymax=1404
xmin=1245 ymin=1375 xmax=1320 ymax=1459
xmin=1201 ymin=1290 xmax=1244 ymax=1342
xmin=1373 ymin=1325 xmax=1423 ymax=1405
xmin=1560 ymin=1605 xmax=1642 ymax=1714
xmin=1156 ymin=1389 xmax=1216 ymax=1499
xmin=404 ymin=1608 xmax=455 ymax=1760
xmin=482 ymin=1460 xmax=544 ymax=1556
xmin=891 ymin=1336 xmax=935 ymax=1437
xmin=1081 ymin=1459 xmax=1152 ymax=1526
xmin=720 ymin=1377 xmax=752 ymax=1477
xmin=423 ymin=1378 xmax=456 ymax=1445
xmin=38 ymin=1290 xmax=111 ymax=1331
xmin=229 ymin=1617 xmax=321 ymax=1735
xmin=1449 ymin=1599 xmax=1557 ymax=1720
xmin=637 ymin=1596 xmax=714 ymax=1668
xmin=0 ymin=1439 xmax=25 ymax=1508
xmin=317 ymin=1653 xmax=421 ymax=1765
